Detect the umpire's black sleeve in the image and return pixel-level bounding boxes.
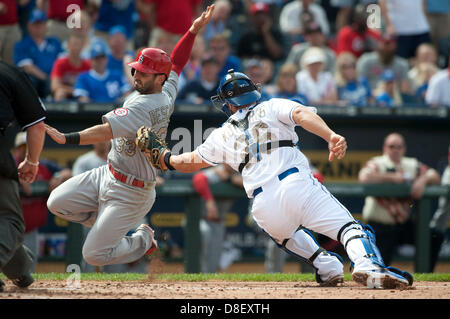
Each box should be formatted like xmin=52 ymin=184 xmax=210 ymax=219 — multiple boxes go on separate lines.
xmin=0 ymin=62 xmax=47 ymax=131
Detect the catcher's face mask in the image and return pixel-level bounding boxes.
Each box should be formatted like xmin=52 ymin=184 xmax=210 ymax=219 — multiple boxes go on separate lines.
xmin=211 ymin=69 xmax=261 ymax=117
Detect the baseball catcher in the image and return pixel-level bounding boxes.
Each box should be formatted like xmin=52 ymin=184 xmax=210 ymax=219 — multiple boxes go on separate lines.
xmin=136 ymin=69 xmax=414 ymax=289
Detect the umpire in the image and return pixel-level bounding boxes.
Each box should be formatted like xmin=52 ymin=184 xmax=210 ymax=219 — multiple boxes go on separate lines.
xmin=0 ymin=61 xmax=46 ymax=292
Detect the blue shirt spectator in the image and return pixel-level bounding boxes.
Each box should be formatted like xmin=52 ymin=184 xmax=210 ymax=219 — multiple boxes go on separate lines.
xmin=13 ymin=8 xmax=63 ymax=98
xmin=14 ymin=34 xmax=62 ymax=76
xmin=74 ymin=39 xmax=131 ymax=103
xmin=208 ymin=34 xmax=243 ymax=79
xmin=94 ymin=0 xmax=136 ymax=40
xmin=375 ymin=70 xmax=402 ymax=107
xmin=337 ymin=77 xmax=372 ymax=107
xmin=106 ymin=26 xmax=135 ymax=77
xmin=375 ymin=92 xmax=395 ymax=107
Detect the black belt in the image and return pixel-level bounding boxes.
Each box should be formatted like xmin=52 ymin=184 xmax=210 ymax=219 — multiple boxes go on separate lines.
xmin=252 ymin=167 xmax=299 ymax=197
xmin=238 ymin=140 xmax=296 ymax=173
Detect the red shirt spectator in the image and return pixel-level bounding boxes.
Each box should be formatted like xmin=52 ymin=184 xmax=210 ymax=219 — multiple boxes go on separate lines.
xmin=51 ymin=56 xmax=91 ymax=87
xmin=336 ymin=25 xmax=381 ymax=58
xmin=147 ymin=0 xmax=201 ymax=35
xmin=0 ymin=0 xmax=18 ymax=25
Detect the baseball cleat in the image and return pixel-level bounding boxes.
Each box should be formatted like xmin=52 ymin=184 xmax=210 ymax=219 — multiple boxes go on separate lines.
xmin=352 ymin=268 xmax=409 ymax=289
xmin=138 ymin=224 xmax=158 ymax=256
xmin=11 ymin=273 xmax=34 ymax=289
xmin=319 ymin=274 xmax=345 ymax=287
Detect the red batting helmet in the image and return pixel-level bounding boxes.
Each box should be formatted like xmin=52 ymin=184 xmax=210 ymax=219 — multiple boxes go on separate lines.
xmin=128 ymin=48 xmax=172 ymax=78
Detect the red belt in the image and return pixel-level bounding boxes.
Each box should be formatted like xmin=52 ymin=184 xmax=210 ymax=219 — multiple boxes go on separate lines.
xmin=108 ymin=163 xmax=145 ymax=188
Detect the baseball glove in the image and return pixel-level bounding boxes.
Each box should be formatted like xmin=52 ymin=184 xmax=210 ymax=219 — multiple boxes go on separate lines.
xmin=136 ymin=126 xmax=169 ymax=170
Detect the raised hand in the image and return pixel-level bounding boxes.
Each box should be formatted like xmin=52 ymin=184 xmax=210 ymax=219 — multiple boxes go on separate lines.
xmin=189 ymin=4 xmax=215 ymax=34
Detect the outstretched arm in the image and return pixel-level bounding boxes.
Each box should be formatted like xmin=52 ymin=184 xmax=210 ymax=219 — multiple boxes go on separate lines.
xmin=170 ymin=4 xmax=215 ymax=75
xmin=161 ymin=150 xmax=211 ymax=173
xmin=45 ymin=122 xmax=113 ymax=145
xmin=292 ymin=106 xmax=347 ymax=162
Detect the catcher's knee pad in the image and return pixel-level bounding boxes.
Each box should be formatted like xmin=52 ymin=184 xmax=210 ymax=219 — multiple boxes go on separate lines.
xmin=338 ymin=220 xmax=385 ymax=269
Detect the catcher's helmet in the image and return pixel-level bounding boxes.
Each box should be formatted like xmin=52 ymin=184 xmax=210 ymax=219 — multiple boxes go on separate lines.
xmin=211 ymin=69 xmax=261 ymax=116
xmin=128 ymin=48 xmax=172 ymax=78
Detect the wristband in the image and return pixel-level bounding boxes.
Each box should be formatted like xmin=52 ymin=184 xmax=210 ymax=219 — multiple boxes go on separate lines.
xmin=64 ymin=132 xmax=80 ymax=145
xmin=164 ymin=152 xmax=176 ymax=171
xmin=25 ymin=158 xmax=39 ymax=167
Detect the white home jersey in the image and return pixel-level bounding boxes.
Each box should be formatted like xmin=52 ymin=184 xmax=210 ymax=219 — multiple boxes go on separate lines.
xmin=196 ymin=98 xmax=315 ymax=197
xmin=102 ymin=70 xmax=178 ymax=181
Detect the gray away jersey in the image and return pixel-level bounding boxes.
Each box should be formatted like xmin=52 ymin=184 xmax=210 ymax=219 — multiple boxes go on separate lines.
xmin=102 ymin=70 xmax=178 ymax=181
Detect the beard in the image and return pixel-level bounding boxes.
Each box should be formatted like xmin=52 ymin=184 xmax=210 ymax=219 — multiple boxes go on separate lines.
xmin=134 ymin=79 xmax=154 ymax=94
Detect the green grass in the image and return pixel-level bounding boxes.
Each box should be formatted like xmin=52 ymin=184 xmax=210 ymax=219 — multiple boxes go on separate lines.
xmin=2 ymin=272 xmax=449 ymax=282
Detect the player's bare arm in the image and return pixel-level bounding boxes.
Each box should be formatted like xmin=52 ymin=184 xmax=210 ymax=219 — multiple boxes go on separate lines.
xmin=161 ymin=150 xmax=210 ymax=173
xmin=45 ymin=122 xmax=113 ymax=145
xmin=292 ymin=106 xmax=347 ymax=162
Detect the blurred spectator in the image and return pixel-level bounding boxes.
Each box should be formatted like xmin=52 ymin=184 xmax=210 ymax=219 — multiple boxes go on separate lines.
xmin=37 ymin=0 xmax=85 ymax=43
xmin=13 ymin=9 xmax=63 ymax=99
xmin=73 ymin=39 xmax=131 ymax=103
xmin=335 ymin=52 xmax=373 ymax=107
xmin=50 ymin=33 xmax=91 ymax=101
xmin=146 ymin=0 xmax=202 ymax=46
xmin=13 ymin=131 xmax=72 ymax=272
xmin=296 ymin=46 xmax=337 ymax=105
xmin=286 ymin=21 xmax=336 ymax=73
xmin=72 ymin=141 xmax=111 ymax=176
xmin=425 ymin=54 xmax=450 ymax=107
xmin=209 ymin=33 xmax=242 ymax=79
xmin=260 ymin=57 xmax=276 ymax=95
xmin=202 ymin=0 xmax=232 ymax=45
xmin=271 ymin=62 xmax=309 ymax=104
xmin=429 ymin=144 xmax=450 ymax=272
xmin=93 ymin=0 xmax=136 ymax=50
xmin=65 ymin=9 xmax=96 ymax=60
xmin=358 ymin=132 xmax=441 ymax=266
xmin=412 ymin=62 xmax=438 ymax=104
xmin=0 ymin=0 xmax=22 ymax=64
xmin=149 ymin=27 xmax=179 ymax=56
xmin=374 ymin=69 xmax=402 ymax=107
xmin=178 ymin=54 xmax=220 ymax=105
xmin=425 ymin=0 xmax=450 ymax=54
xmin=236 ymin=2 xmax=284 ymax=62
xmin=331 ymin=0 xmax=378 ymax=31
xmin=192 ymin=164 xmax=243 ymax=273
xmin=379 ymin=0 xmax=431 ymax=59
xmin=243 ymin=58 xmax=272 ymax=102
xmin=336 ymin=4 xmax=381 ymax=58
xmin=106 ymin=25 xmax=135 ymax=80
xmin=356 ymin=33 xmax=411 ymax=94
xmin=408 ymin=43 xmax=439 ymax=86
xmin=178 ymin=35 xmax=205 ymax=92
xmin=279 ymin=0 xmax=330 ymax=42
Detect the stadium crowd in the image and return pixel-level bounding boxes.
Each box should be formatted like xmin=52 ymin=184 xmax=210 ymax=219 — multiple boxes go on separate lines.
xmin=0 ymin=0 xmax=449 ymax=109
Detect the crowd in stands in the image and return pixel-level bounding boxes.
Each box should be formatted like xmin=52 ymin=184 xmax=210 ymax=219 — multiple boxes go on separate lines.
xmin=1 ymin=0 xmax=449 ymax=108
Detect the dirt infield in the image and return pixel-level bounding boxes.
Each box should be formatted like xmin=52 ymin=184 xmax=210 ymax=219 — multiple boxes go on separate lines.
xmin=1 ymin=279 xmax=449 ymax=299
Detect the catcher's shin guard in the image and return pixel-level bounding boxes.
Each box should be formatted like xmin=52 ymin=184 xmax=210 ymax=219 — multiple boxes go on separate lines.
xmin=271 ymin=229 xmax=344 ymax=286
xmin=339 ymin=220 xmax=385 ymax=269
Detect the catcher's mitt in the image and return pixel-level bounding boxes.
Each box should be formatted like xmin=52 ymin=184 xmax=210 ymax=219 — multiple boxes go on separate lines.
xmin=136 ymin=126 xmax=169 ymax=170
